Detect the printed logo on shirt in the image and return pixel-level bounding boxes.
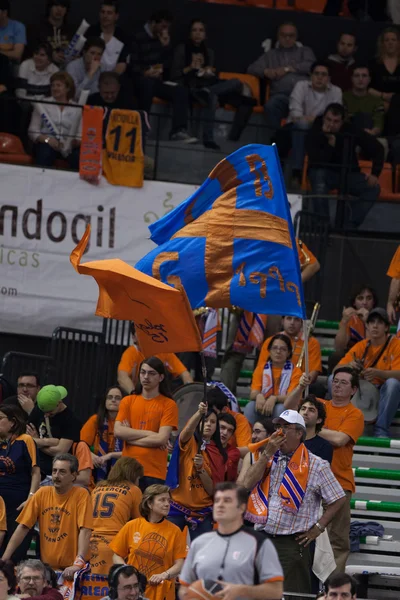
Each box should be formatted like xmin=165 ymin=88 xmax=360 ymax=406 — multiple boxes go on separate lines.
xmin=289 ymin=461 xmax=298 ymax=470
xmin=133 ymin=531 xmax=141 ymax=544
xmin=232 ymin=551 xmax=242 ymax=560
xmin=134 ymin=532 xmax=167 ymax=577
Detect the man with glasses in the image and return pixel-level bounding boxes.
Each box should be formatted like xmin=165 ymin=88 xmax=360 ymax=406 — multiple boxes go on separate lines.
xmin=4 ymin=372 xmax=41 ymax=415
xmin=105 ymin=565 xmax=147 ymax=600
xmin=16 ymin=559 xmax=63 ymax=600
xmin=241 ymin=409 xmax=345 ymax=595
xmin=247 ymin=22 xmax=315 ymax=141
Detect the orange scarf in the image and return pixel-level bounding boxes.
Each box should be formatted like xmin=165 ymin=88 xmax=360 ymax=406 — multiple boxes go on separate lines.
xmin=245 ymin=443 xmax=310 ymax=524
xmin=79 ymin=105 xmax=103 ymax=184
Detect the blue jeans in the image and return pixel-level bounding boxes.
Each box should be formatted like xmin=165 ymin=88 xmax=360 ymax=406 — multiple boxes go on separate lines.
xmin=167 ymin=512 xmax=213 ymax=540
xmin=264 ymin=93 xmax=289 ymax=137
xmin=308 ymin=167 xmax=380 ymax=228
xmin=243 ymin=399 xmax=285 ymax=425
xmin=34 ymin=142 xmax=80 ymax=170
xmin=374 ymin=378 xmax=400 ymax=437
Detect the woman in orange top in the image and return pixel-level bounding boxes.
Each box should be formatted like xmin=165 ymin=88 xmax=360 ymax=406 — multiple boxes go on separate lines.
xmin=109 ymin=484 xmax=186 ymax=600
xmin=166 ymin=402 xmax=227 ymax=540
xmin=245 ymin=333 xmax=302 ymax=425
xmin=80 ymin=385 xmax=124 ymax=482
xmin=90 ymin=457 xmax=144 ymax=575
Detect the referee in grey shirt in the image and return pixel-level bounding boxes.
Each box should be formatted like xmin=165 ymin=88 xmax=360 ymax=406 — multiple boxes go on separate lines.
xmin=179 ymin=482 xmax=283 ymax=600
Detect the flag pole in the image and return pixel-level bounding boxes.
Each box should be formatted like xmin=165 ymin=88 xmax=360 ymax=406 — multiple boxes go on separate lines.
xmin=303 ymin=319 xmax=310 ymax=397
xmin=198 ymin=351 xmax=208 ymax=453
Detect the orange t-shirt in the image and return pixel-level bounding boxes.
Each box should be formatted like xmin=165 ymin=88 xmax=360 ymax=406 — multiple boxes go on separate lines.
xmin=116 ymin=394 xmax=178 ymax=479
xmin=258 ymin=334 xmax=322 ymax=374
xmin=338 ymin=336 xmax=400 ymax=385
xmin=297 ymin=239 xmax=317 ymax=268
xmin=92 ymin=482 xmax=142 ymax=536
xmin=118 ymin=347 xmax=187 ymax=384
xmin=228 ymin=410 xmax=252 ymax=448
xmin=387 ymin=245 xmax=400 ymax=278
xmin=170 ymin=436 xmax=213 ymax=511
xmin=109 ymin=517 xmax=187 ymax=600
xmin=81 ymin=414 xmax=117 ymax=454
xmin=251 ymin=363 xmax=302 ymax=394
xmin=72 ymin=441 xmax=94 ymax=472
xmin=0 ymin=496 xmax=6 ymax=531
xmin=17 ymin=486 xmax=93 ymax=569
xmin=319 ymin=399 xmax=364 ymax=492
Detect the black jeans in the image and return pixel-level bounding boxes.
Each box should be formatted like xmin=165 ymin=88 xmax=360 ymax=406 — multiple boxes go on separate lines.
xmin=139 ymin=475 xmax=164 ymax=492
xmin=134 ymin=76 xmax=190 ymax=133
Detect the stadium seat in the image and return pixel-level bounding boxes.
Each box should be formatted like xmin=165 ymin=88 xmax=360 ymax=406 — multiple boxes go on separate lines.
xmin=359 ymin=160 xmax=400 ymax=203
xmin=0 ymin=133 xmax=33 ymax=165
xmin=219 ymin=72 xmax=264 ymax=113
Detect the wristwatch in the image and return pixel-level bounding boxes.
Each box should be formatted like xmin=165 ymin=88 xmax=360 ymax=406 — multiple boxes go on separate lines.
xmin=44 ymin=136 xmax=50 ymax=144
xmin=315 ymin=521 xmax=325 ymax=532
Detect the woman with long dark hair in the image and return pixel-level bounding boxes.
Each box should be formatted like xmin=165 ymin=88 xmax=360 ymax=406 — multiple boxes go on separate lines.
xmin=244 ymin=333 xmax=302 ymax=425
xmin=166 ymin=401 xmax=227 ymax=539
xmin=369 ymin=27 xmax=400 ymax=110
xmin=114 ymin=357 xmax=178 ymax=492
xmin=80 ymin=385 xmax=125 ymax=482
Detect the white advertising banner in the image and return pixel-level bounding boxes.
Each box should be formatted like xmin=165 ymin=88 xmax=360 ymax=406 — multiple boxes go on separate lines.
xmin=0 ymin=164 xmax=302 ymax=337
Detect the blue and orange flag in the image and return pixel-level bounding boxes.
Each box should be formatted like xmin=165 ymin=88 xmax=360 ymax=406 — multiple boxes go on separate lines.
xmin=70 ymin=226 xmax=202 ymax=356
xmin=136 ymin=144 xmax=306 ymax=318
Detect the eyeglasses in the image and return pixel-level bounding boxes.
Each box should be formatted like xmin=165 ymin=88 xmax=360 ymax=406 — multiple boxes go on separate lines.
xmin=270 ymin=346 xmax=287 ymax=353
xmin=21 ymin=576 xmax=44 ymax=583
xmin=17 ymin=383 xmax=37 ymax=389
xmin=332 ymin=379 xmax=351 ymax=386
xmin=118 ymin=584 xmax=140 ymax=592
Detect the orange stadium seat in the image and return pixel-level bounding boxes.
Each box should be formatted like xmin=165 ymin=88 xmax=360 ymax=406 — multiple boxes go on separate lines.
xmin=0 ymin=133 xmax=33 ymax=165
xmin=219 ymin=72 xmax=264 ymax=113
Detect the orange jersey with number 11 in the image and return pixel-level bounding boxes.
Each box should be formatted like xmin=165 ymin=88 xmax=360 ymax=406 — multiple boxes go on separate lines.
xmin=103 ymin=109 xmax=144 ymax=187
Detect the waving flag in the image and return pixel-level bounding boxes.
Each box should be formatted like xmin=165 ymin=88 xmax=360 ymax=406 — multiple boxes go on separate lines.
xmin=70 ymin=226 xmax=202 ymax=356
xmin=136 ymin=144 xmax=306 ymax=318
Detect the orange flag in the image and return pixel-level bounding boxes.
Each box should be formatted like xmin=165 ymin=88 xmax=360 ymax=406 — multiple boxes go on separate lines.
xmin=70 ymin=226 xmax=202 ymax=356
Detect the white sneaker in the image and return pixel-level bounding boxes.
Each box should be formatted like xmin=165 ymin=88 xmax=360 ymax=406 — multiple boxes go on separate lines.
xmin=170 ymin=130 xmax=198 ymax=144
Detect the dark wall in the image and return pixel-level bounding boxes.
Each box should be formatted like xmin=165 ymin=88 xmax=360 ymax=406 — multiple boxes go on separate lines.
xmin=12 ymin=0 xmax=386 ymax=72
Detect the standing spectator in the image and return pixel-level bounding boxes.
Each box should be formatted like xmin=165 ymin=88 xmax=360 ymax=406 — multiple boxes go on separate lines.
xmin=4 ymin=372 xmax=41 ymax=415
xmin=218 ymin=413 xmax=241 ymax=481
xmin=16 ymin=42 xmax=58 ymax=100
xmin=26 ymin=384 xmax=81 ymax=481
xmin=171 ymin=19 xmax=254 ymax=149
xmin=28 ymin=71 xmax=81 ymax=170
xmin=0 ymin=405 xmax=40 ymax=563
xmin=241 ymin=410 xmax=346 ymax=596
xmin=2 ymin=454 xmax=93 ymax=574
xmin=344 ymin=65 xmax=385 ymax=137
xmin=206 ymin=385 xmax=252 ymax=456
xmin=66 ymin=37 xmax=105 ymax=100
xmin=237 ymin=418 xmax=274 ymax=486
xmin=369 ymin=27 xmax=400 ymax=111
xmin=0 ymin=0 xmax=26 ymax=63
xmin=16 ymin=560 xmax=63 ymax=600
xmin=27 ymin=0 xmax=75 ymax=68
xmin=90 ymin=457 xmax=143 ymax=575
xmin=128 ymin=10 xmax=197 ymax=143
xmin=248 ymin=22 xmax=315 ymax=141
xmin=81 ymin=385 xmax=124 ymax=482
xmin=327 ymin=33 xmax=357 ymax=92
xmin=299 ymin=396 xmax=333 ymax=463
xmin=117 ymin=323 xmax=192 ymax=394
xmin=86 ymin=1 xmax=129 ymax=74
xmin=277 ymin=61 xmax=342 ymax=186
xmin=165 ymin=402 xmax=226 ymax=539
xmin=179 ymin=482 xmax=284 ymax=600
xmin=0 ymin=560 xmax=18 ymax=600
xmin=305 ymin=103 xmax=383 ymax=228
xmin=110 ymin=484 xmax=186 ymax=600
xmin=114 ymin=357 xmax=178 ymax=491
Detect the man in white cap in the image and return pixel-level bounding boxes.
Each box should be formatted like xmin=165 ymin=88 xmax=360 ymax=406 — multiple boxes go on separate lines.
xmin=240 ymin=409 xmax=345 ymax=596
xmin=26 ymin=385 xmax=81 ymax=481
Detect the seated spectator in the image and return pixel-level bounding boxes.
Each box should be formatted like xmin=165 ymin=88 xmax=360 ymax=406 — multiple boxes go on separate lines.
xmin=110 ymin=484 xmax=186 ymax=600
xmin=237 ymin=417 xmax=273 ymax=486
xmin=105 ymin=565 xmax=147 ymax=600
xmin=0 ymin=560 xmax=18 ymax=600
xmin=3 ymin=453 xmax=93 ymax=574
xmin=28 ymin=71 xmax=81 ymax=170
xmin=369 ymin=27 xmax=400 ymax=111
xmin=117 ymin=322 xmax=192 ymax=394
xmin=0 ymin=404 xmax=40 ymax=563
xmin=4 ymin=371 xmax=41 ymax=415
xmin=298 ymin=396 xmax=333 ymax=463
xmin=324 ymin=573 xmax=358 ymax=600
xmin=0 ymin=0 xmax=26 ymax=63
xmin=90 ymin=457 xmax=143 ymax=575
xmin=337 ymin=308 xmax=400 ymax=438
xmin=128 ymin=10 xmax=197 ymax=143
xmin=165 ymin=401 xmax=226 ymax=538
xmin=305 ymin=103 xmax=383 ymax=229
xmin=218 ymin=413 xmax=240 ymax=481
xmin=88 ymin=71 xmax=131 ymax=110
xmin=247 ymin=22 xmax=315 ymax=141
xmin=70 ymin=440 xmax=94 ymax=489
xmin=276 ymin=61 xmax=342 ymax=187
xmin=344 ymin=65 xmax=385 ymax=137
xmin=80 ymin=385 xmax=124 ymax=482
xmin=384 ymin=91 xmax=400 ymax=168
xmin=206 ymin=385 xmax=251 ymax=456
xmin=66 ymin=37 xmax=105 ymax=101
xmin=16 ymin=42 xmax=58 ymax=100
xmin=171 ymin=19 xmax=254 ymax=149
xmin=327 ymin=33 xmax=357 ymax=92
xmin=27 ymin=0 xmax=75 ymax=68
xmin=244 ymin=333 xmax=303 ymax=425
xmin=331 ymin=284 xmax=378 ymax=369
xmin=0 ymin=51 xmax=20 ymax=134
xmin=86 ymin=1 xmax=129 ymax=74
xmin=16 ymin=559 xmax=63 ymax=600
xmin=26 ymin=384 xmax=81 ymax=481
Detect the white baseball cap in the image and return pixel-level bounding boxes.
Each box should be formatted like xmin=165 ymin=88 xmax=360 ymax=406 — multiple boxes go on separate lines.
xmin=273 ymin=409 xmax=306 ymax=430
